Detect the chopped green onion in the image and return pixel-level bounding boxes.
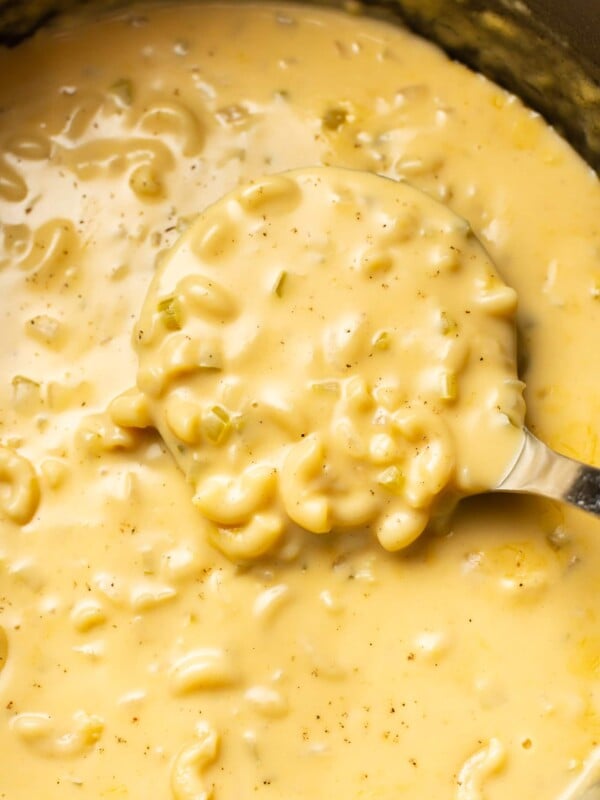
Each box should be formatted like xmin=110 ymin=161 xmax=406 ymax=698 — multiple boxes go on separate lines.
xmin=202 ymin=405 xmax=231 ymax=444
xmin=157 ymin=296 xmax=182 ymax=330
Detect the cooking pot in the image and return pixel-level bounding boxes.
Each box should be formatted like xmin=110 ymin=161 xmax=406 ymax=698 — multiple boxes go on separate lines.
xmin=0 ymin=2 xmax=598 ymax=798
xmin=0 ymin=0 xmax=598 ymax=171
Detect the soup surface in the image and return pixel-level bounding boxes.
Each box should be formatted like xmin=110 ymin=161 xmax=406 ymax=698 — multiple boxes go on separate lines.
xmin=0 ymin=3 xmax=599 ymax=798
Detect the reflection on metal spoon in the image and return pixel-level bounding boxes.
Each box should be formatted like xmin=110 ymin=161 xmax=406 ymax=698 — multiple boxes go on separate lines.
xmin=497 ymin=428 xmax=600 ymax=518
xmin=556 ymin=748 xmax=600 ymax=800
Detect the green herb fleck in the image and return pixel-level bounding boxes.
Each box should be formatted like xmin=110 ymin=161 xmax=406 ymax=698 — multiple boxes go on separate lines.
xmin=157 ymin=296 xmax=182 ymax=330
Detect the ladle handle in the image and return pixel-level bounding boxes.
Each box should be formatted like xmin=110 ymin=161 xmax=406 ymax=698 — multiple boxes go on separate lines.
xmin=496 ymin=428 xmax=600 ymax=517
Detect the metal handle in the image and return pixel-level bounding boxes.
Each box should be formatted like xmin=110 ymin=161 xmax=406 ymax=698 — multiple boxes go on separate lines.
xmin=496 ymin=428 xmax=600 ymax=517
xmin=556 ymin=746 xmax=600 ymax=800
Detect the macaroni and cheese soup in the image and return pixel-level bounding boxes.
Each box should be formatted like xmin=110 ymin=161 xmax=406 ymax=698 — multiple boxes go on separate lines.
xmin=0 ymin=4 xmax=599 ymax=799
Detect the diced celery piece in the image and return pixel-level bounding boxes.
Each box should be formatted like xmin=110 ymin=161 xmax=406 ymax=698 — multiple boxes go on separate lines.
xmin=202 ymin=405 xmax=230 ymax=444
xmin=157 ymin=296 xmax=182 ymax=330
xmin=377 ymin=465 xmax=405 ymax=495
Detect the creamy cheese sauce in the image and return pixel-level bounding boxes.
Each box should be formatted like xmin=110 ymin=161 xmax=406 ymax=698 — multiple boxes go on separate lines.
xmin=134 ymin=166 xmax=524 ymax=555
xmin=0 ymin=3 xmax=600 ymax=798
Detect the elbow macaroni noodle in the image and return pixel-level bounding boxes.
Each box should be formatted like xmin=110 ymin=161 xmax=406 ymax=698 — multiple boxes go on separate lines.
xmin=11 ymin=710 xmax=104 ymax=760
xmin=456 ymin=738 xmax=507 ymax=800
xmin=171 ymin=721 xmax=219 ymax=800
xmin=169 ymin=648 xmax=239 ymax=694
xmin=134 ymin=167 xmax=524 ymax=557
xmin=0 ymin=446 xmax=40 ymax=524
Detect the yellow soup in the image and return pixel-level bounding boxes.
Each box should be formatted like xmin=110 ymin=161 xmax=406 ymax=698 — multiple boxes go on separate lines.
xmin=134 ymin=166 xmax=525 ymax=556
xmin=0 ymin=4 xmax=599 ymax=799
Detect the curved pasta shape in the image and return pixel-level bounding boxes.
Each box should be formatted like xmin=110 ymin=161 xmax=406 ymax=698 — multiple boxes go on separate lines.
xmin=190 ymin=211 xmax=239 ymax=262
xmin=129 ymin=582 xmax=178 ymax=612
xmin=169 ymin=648 xmax=238 ymax=695
xmin=4 ymin=132 xmax=51 ymax=161
xmin=18 ymin=219 xmax=80 ymax=289
xmin=244 ymin=685 xmax=289 ymax=718
xmin=209 ymin=512 xmax=284 ymax=561
xmin=0 ymin=157 xmax=27 ymax=202
xmin=406 ymin=435 xmax=455 ymax=509
xmin=165 ymin=395 xmax=202 ymax=444
xmin=376 ymin=506 xmax=429 ymax=551
xmin=456 ymin=738 xmax=506 ymax=800
xmin=70 ymin=599 xmax=107 ymax=633
xmin=171 ymin=721 xmax=219 ymax=800
xmin=252 ymin=584 xmax=290 ymax=624
xmin=61 ymin=91 xmax=105 ymax=141
xmin=137 ymin=99 xmax=205 ymax=157
xmin=76 ymin=413 xmax=140 ymax=455
xmin=392 ymin=410 xmax=454 ymax=509
xmin=129 ymin=163 xmax=166 ymax=199
xmin=140 ymin=333 xmax=225 ymax=397
xmin=108 ymin=388 xmax=152 ymax=429
xmin=280 ymin=434 xmax=331 ymax=533
xmin=137 ymin=363 xmax=167 ymax=398
xmin=59 ymin=137 xmax=174 ymax=181
xmin=238 ymin=174 xmax=301 ymax=215
xmin=177 ymin=274 xmax=237 ymax=320
xmin=330 ymin=488 xmax=379 ymax=528
xmin=0 ymin=446 xmax=40 ymax=525
xmin=193 ymin=465 xmax=276 ymax=525
xmin=11 ymin=710 xmax=104 ymax=759
xmin=159 ymin=334 xmax=211 ymax=381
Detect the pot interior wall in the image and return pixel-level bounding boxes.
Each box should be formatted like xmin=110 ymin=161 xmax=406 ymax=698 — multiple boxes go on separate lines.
xmin=0 ymin=0 xmax=598 ymax=171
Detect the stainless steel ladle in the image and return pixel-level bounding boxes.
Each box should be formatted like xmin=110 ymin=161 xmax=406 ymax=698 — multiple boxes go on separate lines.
xmin=496 ymin=427 xmax=600 ymax=518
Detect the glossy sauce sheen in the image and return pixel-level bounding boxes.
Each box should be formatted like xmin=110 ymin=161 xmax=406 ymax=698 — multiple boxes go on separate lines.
xmin=134 ymin=166 xmax=524 ymax=556
xmin=0 ymin=4 xmax=599 ymax=798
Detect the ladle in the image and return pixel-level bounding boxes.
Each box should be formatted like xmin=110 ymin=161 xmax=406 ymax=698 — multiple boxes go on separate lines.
xmin=135 ymin=165 xmax=600 ymax=544
xmin=496 ymin=428 xmax=600 ymax=517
